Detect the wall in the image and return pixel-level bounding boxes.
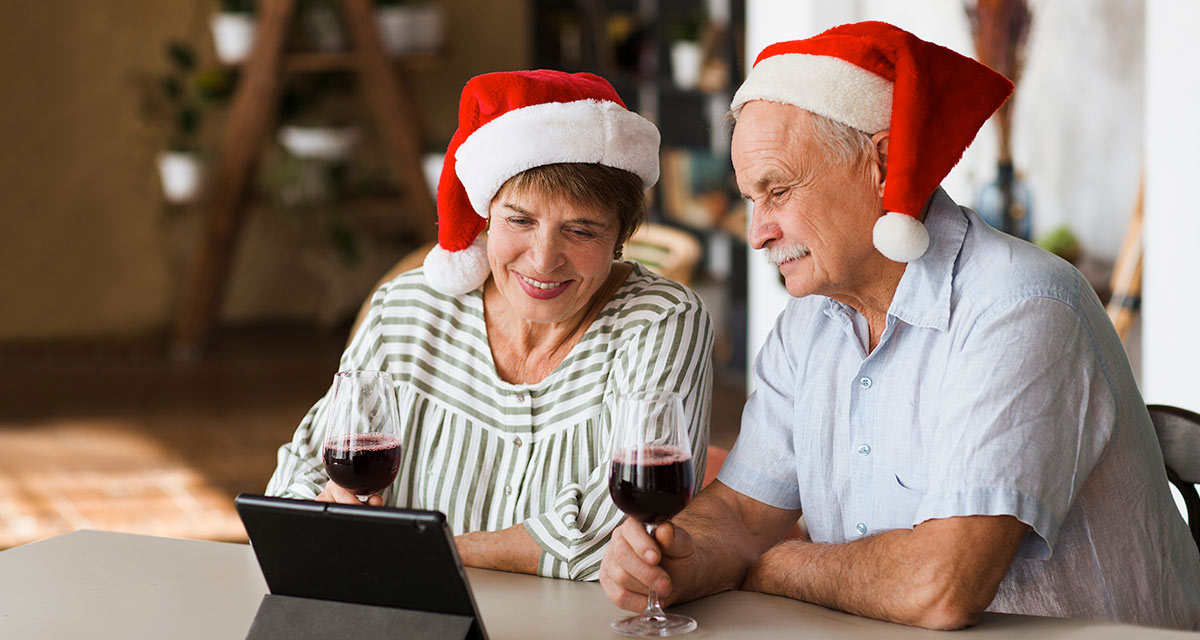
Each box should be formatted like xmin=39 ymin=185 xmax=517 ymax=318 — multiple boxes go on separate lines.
xmin=1143 ymin=0 xmax=1200 ymax=412
xmin=0 ymin=0 xmax=528 ymax=342
xmin=744 ymin=0 xmax=1147 ymax=386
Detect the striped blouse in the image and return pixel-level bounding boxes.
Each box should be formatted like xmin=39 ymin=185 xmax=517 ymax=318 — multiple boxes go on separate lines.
xmin=266 ymin=262 xmax=713 ymax=581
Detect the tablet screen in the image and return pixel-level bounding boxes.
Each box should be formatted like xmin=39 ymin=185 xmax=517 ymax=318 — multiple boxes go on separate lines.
xmin=235 ymin=493 xmax=486 ymax=638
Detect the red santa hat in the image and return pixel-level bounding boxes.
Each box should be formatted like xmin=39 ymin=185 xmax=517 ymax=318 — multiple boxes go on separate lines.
xmin=730 ymin=21 xmax=1013 ymax=262
xmin=423 ymin=70 xmax=660 ymax=294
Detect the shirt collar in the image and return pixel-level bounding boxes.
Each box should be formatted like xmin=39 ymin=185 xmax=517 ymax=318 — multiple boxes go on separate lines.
xmin=886 ymin=188 xmax=967 ymax=332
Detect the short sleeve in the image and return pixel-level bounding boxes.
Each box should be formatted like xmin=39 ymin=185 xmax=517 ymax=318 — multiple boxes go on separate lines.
xmin=916 ymin=296 xmax=1116 ymax=558
xmin=717 ymin=305 xmax=803 ymax=510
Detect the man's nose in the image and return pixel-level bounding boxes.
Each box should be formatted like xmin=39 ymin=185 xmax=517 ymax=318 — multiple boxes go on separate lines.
xmin=748 ymin=207 xmax=781 ymax=251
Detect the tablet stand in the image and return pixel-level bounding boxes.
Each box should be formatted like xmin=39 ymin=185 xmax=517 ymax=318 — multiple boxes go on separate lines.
xmin=246 ymin=594 xmax=476 ymax=640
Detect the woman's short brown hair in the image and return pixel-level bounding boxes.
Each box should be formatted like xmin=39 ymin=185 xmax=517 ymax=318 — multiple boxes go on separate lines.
xmin=495 ymin=163 xmax=647 ymax=252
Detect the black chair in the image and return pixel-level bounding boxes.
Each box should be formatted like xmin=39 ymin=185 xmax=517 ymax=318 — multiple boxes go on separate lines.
xmin=1147 ymin=404 xmax=1200 ymax=549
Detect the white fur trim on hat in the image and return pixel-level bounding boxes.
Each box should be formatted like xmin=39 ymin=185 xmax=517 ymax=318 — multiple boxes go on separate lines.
xmin=423 ymin=236 xmax=490 ymax=295
xmin=731 ymin=53 xmax=892 ymax=132
xmin=873 ymin=212 xmax=929 ymax=263
xmin=454 ymin=99 xmax=660 ymax=216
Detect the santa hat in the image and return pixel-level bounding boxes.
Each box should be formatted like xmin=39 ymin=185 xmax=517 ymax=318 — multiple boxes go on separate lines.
xmin=423 ymin=70 xmax=660 ymax=294
xmin=730 ymin=21 xmax=1013 ymax=262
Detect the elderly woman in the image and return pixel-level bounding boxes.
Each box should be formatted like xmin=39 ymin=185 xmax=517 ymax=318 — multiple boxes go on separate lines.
xmin=266 ymin=70 xmax=712 ymax=581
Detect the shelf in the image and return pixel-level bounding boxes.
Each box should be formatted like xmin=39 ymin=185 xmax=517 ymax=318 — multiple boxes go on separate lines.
xmin=263 ymin=50 xmax=443 ymax=73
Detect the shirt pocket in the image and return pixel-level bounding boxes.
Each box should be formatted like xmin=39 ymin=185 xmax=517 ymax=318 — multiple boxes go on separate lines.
xmin=885 ymin=471 xmax=928 ymax=528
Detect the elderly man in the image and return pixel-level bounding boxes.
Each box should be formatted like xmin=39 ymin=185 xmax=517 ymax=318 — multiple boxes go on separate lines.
xmin=600 ymin=21 xmax=1200 ymax=630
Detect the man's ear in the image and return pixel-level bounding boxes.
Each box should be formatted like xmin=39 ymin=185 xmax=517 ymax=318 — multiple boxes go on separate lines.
xmin=870 ymin=130 xmax=889 ymax=198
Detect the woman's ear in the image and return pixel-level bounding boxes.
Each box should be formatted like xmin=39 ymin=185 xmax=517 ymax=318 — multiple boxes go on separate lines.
xmin=871 ymin=130 xmax=889 ymax=198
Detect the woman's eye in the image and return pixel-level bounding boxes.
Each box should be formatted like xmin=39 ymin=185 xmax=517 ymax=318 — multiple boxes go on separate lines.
xmin=568 ymin=228 xmax=596 ymax=238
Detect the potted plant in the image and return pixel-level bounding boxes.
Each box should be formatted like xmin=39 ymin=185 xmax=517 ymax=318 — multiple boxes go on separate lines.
xmin=374 ymin=0 xmax=445 ymax=57
xmin=276 ymin=73 xmax=362 ymax=162
xmin=140 ymin=41 xmax=236 ymax=204
xmin=211 ymin=0 xmax=257 ymax=64
xmin=667 ymin=11 xmax=705 ymax=90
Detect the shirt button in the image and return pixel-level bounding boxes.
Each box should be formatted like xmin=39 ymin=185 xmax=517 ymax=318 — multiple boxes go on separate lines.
xmin=504 ymin=485 xmax=513 ymax=496
xmin=858 ymin=376 xmax=873 ymax=389
xmin=856 ymin=522 xmax=867 ymax=535
xmin=515 ymin=392 xmax=526 ymax=402
xmin=857 ymin=444 xmax=871 ymax=456
xmin=513 ymin=436 xmax=523 ymax=447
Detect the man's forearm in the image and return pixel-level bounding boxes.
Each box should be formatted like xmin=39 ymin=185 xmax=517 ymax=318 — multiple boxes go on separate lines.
xmin=743 ymin=516 xmax=1025 ymax=629
xmin=668 ymin=484 xmax=795 ymax=604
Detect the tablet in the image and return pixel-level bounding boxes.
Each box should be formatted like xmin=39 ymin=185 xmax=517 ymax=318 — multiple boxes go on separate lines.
xmin=235 ymin=493 xmax=488 ymax=640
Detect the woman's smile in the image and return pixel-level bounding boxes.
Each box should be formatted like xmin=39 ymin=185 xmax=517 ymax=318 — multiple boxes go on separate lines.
xmin=516 ymin=271 xmax=573 ymax=299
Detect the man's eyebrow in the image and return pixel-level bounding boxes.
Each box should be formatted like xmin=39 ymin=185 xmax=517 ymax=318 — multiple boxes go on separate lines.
xmin=741 ymin=171 xmax=784 ymax=200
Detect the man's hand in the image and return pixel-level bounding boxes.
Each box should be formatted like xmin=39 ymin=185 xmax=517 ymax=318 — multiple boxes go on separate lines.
xmin=316 ymin=481 xmax=384 ymax=506
xmin=600 ymin=519 xmax=698 ymax=611
xmin=600 ymin=482 xmax=796 ymax=611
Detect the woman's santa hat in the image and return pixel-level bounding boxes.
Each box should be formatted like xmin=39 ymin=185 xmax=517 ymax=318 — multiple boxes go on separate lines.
xmin=730 ymin=21 xmax=1013 ymax=262
xmin=424 ymin=70 xmax=660 ymax=294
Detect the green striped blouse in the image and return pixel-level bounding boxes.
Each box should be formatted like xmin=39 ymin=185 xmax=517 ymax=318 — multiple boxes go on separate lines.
xmin=266 ymin=262 xmax=713 ymax=581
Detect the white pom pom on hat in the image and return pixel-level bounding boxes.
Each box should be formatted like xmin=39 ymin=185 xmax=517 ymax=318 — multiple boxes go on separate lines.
xmin=424 ymin=70 xmax=660 ymax=294
xmin=731 ymin=21 xmax=1013 ymax=262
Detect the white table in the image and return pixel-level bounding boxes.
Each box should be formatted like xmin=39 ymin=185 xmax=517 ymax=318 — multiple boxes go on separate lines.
xmin=0 ymin=530 xmax=1194 ymax=639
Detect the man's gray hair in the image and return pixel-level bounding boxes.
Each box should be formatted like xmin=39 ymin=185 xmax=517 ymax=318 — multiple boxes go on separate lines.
xmin=725 ymin=104 xmax=878 ymax=172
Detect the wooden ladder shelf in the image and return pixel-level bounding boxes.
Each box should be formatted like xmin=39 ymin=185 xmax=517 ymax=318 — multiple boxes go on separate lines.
xmin=171 ymin=0 xmax=436 ymax=357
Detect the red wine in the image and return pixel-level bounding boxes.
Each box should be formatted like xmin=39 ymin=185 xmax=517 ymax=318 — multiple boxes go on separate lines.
xmin=323 ymin=433 xmax=402 ymax=495
xmin=608 ymin=446 xmax=694 ymax=524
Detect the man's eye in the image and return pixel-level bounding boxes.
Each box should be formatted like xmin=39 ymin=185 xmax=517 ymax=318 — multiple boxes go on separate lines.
xmin=508 ymin=217 xmax=533 ymax=226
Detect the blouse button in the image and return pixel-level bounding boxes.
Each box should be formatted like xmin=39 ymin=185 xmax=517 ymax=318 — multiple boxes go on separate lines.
xmin=504 ymin=485 xmax=513 ymax=496
xmin=515 ymin=392 xmax=526 ymax=402
xmin=513 ymin=436 xmax=523 ymax=447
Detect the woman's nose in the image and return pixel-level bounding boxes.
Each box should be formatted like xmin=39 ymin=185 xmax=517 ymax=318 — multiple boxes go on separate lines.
xmin=526 ymin=232 xmax=565 ymax=273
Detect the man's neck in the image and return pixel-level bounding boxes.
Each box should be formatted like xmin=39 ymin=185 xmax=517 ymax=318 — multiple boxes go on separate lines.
xmin=831 ymin=258 xmax=907 ymax=353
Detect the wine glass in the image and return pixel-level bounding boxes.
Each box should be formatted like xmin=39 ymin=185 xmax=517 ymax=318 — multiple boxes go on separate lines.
xmin=608 ymin=390 xmax=697 ymax=636
xmin=321 ymin=370 xmax=402 ymax=499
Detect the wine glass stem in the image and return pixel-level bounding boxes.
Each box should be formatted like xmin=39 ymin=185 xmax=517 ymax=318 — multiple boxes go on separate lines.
xmin=643 ymin=523 xmax=667 ymax=618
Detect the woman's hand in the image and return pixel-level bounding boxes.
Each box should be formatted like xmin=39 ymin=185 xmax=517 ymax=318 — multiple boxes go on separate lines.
xmin=316 ymin=481 xmax=384 ymax=506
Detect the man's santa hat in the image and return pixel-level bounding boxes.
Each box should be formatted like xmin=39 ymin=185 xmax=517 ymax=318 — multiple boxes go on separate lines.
xmin=730 ymin=21 xmax=1013 ymax=262
xmin=424 ymin=70 xmax=660 ymax=294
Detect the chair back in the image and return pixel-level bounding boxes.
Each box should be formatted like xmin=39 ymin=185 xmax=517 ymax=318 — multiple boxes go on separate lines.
xmin=623 ymin=223 xmax=702 ymax=287
xmin=347 ymin=242 xmax=436 ymax=345
xmin=1147 ymin=404 xmax=1200 ymax=549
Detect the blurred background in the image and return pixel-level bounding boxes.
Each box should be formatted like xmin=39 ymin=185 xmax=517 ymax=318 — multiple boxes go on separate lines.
xmin=1 ymin=0 xmax=1196 ymax=549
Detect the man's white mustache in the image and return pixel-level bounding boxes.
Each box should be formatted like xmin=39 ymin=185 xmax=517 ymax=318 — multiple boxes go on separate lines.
xmin=765 ymin=244 xmax=810 ymax=266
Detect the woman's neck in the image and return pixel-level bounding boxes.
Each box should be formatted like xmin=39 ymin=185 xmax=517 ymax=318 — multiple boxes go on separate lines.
xmin=484 ymin=262 xmax=633 ymax=384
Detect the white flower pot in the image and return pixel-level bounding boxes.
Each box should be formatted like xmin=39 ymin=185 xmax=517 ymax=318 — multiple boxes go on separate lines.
xmin=157 ymin=151 xmax=204 ymax=204
xmin=670 ymin=40 xmax=703 ymax=90
xmin=210 ymin=12 xmax=256 ymax=64
xmin=376 ymin=5 xmax=445 ymax=56
xmin=278 ymin=125 xmax=362 ymax=161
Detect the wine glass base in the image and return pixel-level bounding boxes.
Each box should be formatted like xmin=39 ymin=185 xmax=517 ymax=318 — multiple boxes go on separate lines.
xmin=610 ymin=612 xmax=697 ymax=636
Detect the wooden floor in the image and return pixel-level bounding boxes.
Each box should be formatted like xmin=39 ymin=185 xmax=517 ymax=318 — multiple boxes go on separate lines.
xmin=0 ymin=326 xmax=746 ymax=549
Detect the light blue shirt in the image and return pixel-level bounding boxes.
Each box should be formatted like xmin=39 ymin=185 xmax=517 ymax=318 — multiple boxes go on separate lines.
xmin=719 ymin=189 xmax=1200 ymax=629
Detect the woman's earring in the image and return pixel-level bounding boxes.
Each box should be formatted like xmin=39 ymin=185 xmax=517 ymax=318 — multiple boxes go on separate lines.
xmin=613 ymin=246 xmax=624 ymax=260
